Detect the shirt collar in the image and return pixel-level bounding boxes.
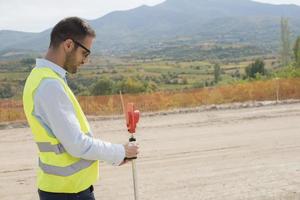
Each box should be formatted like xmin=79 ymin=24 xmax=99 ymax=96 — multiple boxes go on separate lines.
xmin=35 ymin=58 xmax=67 ymax=79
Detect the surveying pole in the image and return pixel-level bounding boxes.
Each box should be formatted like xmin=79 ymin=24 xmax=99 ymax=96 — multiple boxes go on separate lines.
xmin=120 ymin=92 xmax=140 ymax=200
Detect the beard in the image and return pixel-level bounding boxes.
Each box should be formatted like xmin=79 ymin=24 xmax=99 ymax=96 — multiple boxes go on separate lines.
xmin=64 ymin=51 xmax=78 ymax=74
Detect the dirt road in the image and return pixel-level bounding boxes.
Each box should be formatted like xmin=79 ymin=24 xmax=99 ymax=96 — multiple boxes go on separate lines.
xmin=1 ymin=102 xmax=300 ymax=200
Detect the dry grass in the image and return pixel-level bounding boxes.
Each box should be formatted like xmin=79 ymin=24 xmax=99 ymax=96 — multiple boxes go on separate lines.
xmin=1 ymin=78 xmax=300 ymax=122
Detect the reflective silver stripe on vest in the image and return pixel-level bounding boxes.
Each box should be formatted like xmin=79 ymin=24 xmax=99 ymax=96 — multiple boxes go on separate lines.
xmin=36 ymin=132 xmax=92 ymax=154
xmin=39 ymin=158 xmax=96 ymax=176
xmin=37 ymin=142 xmax=66 ymax=154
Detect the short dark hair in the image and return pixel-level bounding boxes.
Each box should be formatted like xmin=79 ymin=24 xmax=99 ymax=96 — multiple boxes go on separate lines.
xmin=49 ymin=17 xmax=96 ymax=48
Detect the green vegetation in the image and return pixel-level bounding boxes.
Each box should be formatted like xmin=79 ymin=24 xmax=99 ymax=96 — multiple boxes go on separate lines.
xmin=0 ymin=53 xmax=284 ymax=99
xmin=1 ymin=29 xmax=300 ymax=99
xmin=213 ymin=63 xmax=221 ymax=84
xmin=280 ymin=17 xmax=292 ymax=67
xmin=245 ymin=59 xmax=266 ymax=78
xmin=90 ymin=77 xmax=114 ymax=95
xmin=0 ymin=84 xmax=13 ymax=98
xmin=293 ymin=36 xmax=300 ymax=68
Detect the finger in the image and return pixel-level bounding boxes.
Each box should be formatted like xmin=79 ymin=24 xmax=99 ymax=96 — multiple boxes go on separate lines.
xmin=128 ymin=150 xmax=138 ymax=156
xmin=127 ymin=151 xmax=138 ymax=157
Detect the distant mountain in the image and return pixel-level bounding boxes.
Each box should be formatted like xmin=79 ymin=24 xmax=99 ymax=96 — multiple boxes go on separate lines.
xmin=1 ymin=0 xmax=300 ymax=58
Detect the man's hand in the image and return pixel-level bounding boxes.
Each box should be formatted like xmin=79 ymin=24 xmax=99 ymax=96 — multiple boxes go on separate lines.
xmin=119 ymin=142 xmax=139 ymax=166
xmin=124 ymin=142 xmax=139 ymax=158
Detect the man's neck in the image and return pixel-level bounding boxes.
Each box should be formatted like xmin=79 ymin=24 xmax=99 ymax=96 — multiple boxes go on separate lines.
xmin=45 ymin=49 xmax=65 ymax=70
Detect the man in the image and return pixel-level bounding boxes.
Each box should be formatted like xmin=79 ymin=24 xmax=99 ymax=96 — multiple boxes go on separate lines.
xmin=23 ymin=17 xmax=139 ymax=200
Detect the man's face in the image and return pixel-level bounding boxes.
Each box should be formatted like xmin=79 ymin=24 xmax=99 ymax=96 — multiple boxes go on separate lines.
xmin=64 ymin=36 xmax=93 ymax=74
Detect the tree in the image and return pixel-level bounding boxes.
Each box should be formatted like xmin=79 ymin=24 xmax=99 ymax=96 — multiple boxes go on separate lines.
xmin=232 ymin=69 xmax=241 ymax=79
xmin=293 ymin=36 xmax=300 ymax=67
xmin=66 ymin=78 xmax=82 ymax=95
xmin=245 ymin=59 xmax=266 ymax=78
xmin=280 ymin=17 xmax=292 ymax=67
xmin=90 ymin=77 xmax=113 ymax=95
xmin=213 ymin=63 xmax=221 ymax=83
xmin=21 ymin=58 xmax=35 ymax=65
xmin=0 ymin=84 xmax=14 ymax=98
xmin=117 ymin=77 xmax=146 ymax=94
xmin=146 ymin=81 xmax=158 ymax=92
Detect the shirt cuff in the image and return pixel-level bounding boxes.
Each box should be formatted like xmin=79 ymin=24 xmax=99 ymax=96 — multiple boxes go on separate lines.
xmin=111 ymin=144 xmax=125 ymax=166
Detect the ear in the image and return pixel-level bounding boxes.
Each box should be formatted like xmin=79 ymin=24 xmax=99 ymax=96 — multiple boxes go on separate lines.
xmin=63 ymin=39 xmax=74 ymax=53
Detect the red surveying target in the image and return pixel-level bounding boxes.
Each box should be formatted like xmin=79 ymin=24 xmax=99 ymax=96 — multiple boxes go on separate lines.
xmin=126 ymin=103 xmax=140 ymax=134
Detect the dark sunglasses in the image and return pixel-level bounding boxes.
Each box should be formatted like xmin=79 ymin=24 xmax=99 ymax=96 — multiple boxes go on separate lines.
xmin=71 ymin=39 xmax=91 ymax=56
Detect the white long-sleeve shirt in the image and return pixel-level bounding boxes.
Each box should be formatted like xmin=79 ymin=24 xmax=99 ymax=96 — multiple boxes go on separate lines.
xmin=33 ymin=58 xmax=125 ymax=166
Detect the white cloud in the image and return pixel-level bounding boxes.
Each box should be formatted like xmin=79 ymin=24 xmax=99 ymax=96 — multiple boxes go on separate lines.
xmin=254 ymin=0 xmax=300 ymax=5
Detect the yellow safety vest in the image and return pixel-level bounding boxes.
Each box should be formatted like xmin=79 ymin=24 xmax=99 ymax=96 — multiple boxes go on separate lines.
xmin=23 ymin=67 xmax=99 ymax=193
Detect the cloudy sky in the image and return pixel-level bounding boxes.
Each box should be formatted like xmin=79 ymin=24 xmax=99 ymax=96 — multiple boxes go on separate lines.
xmin=0 ymin=0 xmax=300 ymax=32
